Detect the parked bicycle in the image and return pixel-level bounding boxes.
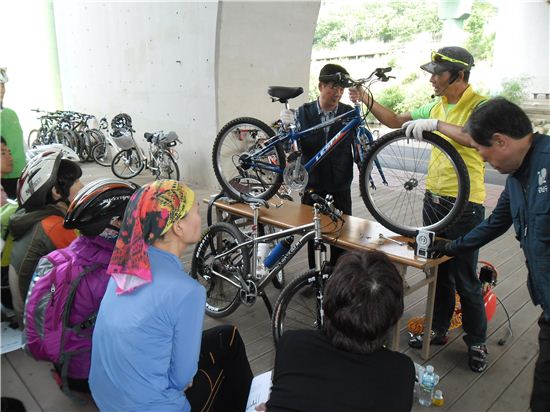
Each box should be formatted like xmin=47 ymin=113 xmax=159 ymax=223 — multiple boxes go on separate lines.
xmin=110 ymin=129 xmax=181 ymax=180
xmin=212 ymin=68 xmax=470 ymax=237
xmin=91 ymin=114 xmax=135 ymax=166
xmin=191 ymin=194 xmax=343 ymax=343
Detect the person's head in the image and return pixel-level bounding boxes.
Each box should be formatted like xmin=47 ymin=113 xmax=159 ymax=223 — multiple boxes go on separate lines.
xmin=64 ymin=178 xmax=139 ymax=237
xmin=0 ymin=68 xmax=7 ymax=104
xmin=464 ymin=97 xmax=534 ymax=174
xmin=1 ymin=137 xmax=13 ymax=176
xmin=420 ymin=47 xmax=474 ymax=97
xmin=17 ymin=151 xmax=83 ymax=211
xmin=322 ymin=250 xmax=404 ymax=354
xmin=318 ymin=63 xmax=349 ymax=111
xmin=107 ymin=180 xmax=200 ymax=294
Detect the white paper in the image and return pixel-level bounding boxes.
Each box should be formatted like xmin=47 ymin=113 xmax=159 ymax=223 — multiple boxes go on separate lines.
xmin=1 ymin=322 xmax=23 ymax=354
xmin=245 ymin=370 xmax=272 ymax=412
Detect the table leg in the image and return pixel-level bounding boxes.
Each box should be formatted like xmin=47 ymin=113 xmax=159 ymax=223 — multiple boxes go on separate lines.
xmin=421 ymin=265 xmax=438 ymax=360
xmin=392 ymin=264 xmax=407 ymax=351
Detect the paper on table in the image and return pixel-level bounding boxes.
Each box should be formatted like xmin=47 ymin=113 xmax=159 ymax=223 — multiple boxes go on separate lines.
xmin=1 ymin=322 xmax=23 ymax=354
xmin=245 ymin=370 xmax=272 ymax=412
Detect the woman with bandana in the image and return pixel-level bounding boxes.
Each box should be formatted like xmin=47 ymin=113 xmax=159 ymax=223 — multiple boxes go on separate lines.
xmin=89 ymin=180 xmax=252 ymax=412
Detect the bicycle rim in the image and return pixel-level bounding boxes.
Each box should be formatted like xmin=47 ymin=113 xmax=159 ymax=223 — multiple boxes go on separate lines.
xmin=111 ymin=148 xmax=144 ymax=179
xmin=359 ymin=130 xmax=470 ymax=237
xmin=191 ymin=223 xmax=250 ymax=318
xmin=272 ymin=270 xmax=325 ymax=344
xmin=156 ymin=151 xmax=180 ymax=180
xmin=213 ymin=117 xmax=285 ymax=201
xmin=92 ymin=142 xmax=113 ymax=167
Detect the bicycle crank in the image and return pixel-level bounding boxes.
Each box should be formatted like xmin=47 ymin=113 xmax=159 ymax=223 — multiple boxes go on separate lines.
xmin=239 ymin=280 xmax=258 ymax=306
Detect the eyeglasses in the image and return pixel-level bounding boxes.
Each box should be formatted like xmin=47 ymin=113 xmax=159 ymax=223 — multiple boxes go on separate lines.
xmin=431 ymin=51 xmax=470 ymax=68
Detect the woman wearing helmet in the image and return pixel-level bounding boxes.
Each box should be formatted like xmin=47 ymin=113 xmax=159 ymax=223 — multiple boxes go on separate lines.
xmin=8 ymin=151 xmax=83 ymax=323
xmin=25 ymin=178 xmax=139 ymax=395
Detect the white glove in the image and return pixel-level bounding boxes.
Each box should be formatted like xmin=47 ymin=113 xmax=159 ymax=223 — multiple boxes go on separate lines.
xmin=402 ymin=119 xmax=438 ymax=141
xmin=279 ymin=109 xmax=295 ymax=126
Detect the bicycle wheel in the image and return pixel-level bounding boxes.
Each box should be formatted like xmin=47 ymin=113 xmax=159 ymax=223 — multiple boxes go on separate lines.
xmin=155 ymin=151 xmax=180 ymax=180
xmin=359 ymin=130 xmax=470 ymax=237
xmin=212 ymin=117 xmax=286 ymax=201
xmin=27 ymin=129 xmax=42 ymax=148
xmin=191 ymin=222 xmax=250 ymax=318
xmin=111 ymin=148 xmax=144 ymax=179
xmin=92 ymin=142 xmax=114 ymax=167
xmin=272 ymin=269 xmax=327 ymax=344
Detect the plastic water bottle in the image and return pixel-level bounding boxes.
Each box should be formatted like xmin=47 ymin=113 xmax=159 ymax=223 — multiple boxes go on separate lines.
xmin=255 ymin=243 xmax=270 ymax=279
xmin=264 ymin=236 xmax=294 ymax=269
xmin=419 ymin=365 xmax=438 ymax=406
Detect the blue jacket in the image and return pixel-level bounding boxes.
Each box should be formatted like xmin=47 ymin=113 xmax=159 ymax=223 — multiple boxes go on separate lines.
xmin=452 ymin=133 xmax=550 ymax=320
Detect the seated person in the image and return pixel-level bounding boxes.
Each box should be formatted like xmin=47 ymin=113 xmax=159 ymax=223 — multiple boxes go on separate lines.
xmin=90 ymin=180 xmax=253 ymax=412
xmin=9 ymin=151 xmax=82 ymax=323
xmin=265 ymin=250 xmax=415 ymax=412
xmin=25 ymin=178 xmax=139 ymax=394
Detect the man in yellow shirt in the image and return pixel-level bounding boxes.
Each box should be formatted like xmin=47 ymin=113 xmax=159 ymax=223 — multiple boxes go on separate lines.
xmin=349 ymin=47 xmax=488 ymax=372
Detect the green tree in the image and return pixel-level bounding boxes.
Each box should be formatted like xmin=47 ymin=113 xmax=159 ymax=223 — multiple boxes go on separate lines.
xmin=464 ymin=1 xmax=497 ymax=62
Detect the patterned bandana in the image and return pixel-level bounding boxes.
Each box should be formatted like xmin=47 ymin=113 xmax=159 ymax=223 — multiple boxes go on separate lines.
xmin=107 ymin=180 xmax=195 ymax=294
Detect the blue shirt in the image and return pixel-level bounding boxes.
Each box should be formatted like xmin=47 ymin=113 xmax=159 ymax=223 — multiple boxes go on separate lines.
xmin=89 ymin=247 xmax=206 ymax=411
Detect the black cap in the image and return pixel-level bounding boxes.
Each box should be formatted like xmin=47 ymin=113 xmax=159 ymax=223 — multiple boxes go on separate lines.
xmin=318 ymin=63 xmax=350 ymax=86
xmin=420 ymin=46 xmax=474 ymax=74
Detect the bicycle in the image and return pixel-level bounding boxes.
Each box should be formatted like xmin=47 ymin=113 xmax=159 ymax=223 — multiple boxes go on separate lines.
xmin=212 ymin=67 xmax=470 ymax=237
xmin=110 ymin=130 xmax=181 ymax=180
xmin=191 ymin=194 xmax=343 ymax=343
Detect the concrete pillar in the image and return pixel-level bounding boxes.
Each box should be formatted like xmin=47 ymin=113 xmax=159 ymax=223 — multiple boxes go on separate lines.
xmin=492 ymin=0 xmax=549 ymax=96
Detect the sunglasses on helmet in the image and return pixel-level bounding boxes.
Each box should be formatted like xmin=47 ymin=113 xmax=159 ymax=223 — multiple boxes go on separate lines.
xmin=431 ymin=51 xmax=471 ymax=68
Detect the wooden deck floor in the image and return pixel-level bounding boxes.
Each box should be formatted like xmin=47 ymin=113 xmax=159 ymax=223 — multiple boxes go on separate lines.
xmin=1 ymin=164 xmax=538 ymax=412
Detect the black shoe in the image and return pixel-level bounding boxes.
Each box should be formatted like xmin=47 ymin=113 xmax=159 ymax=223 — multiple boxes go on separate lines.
xmin=408 ymin=329 xmax=448 ymax=349
xmin=468 ymin=344 xmax=488 ymax=372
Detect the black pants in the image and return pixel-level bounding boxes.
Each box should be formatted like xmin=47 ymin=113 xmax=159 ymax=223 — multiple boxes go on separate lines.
xmin=424 ymin=195 xmax=487 ymax=346
xmin=186 ymin=325 xmax=253 ymax=412
xmin=301 ymin=188 xmax=352 ymax=268
xmin=531 ymin=315 xmax=550 ymax=412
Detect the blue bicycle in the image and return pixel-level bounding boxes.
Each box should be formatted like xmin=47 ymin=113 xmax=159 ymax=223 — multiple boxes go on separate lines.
xmin=212 ymin=68 xmax=470 ymax=237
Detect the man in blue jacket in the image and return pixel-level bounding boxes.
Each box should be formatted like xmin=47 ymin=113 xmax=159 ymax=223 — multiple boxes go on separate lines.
xmin=407 ymin=97 xmax=549 ymax=411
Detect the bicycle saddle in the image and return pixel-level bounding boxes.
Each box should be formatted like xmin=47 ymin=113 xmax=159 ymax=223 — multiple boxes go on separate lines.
xmin=144 ymin=132 xmax=154 ymax=142
xmin=267 ymin=86 xmax=304 ymax=103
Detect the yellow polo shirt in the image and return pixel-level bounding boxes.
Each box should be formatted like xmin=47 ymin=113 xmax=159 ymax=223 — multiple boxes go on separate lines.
xmin=411 ymin=85 xmax=486 ymax=204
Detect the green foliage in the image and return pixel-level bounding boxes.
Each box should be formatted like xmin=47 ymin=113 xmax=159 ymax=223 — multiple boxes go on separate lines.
xmin=463 ymin=1 xmax=497 ymax=62
xmin=377 ymin=86 xmax=405 ymax=112
xmin=496 ymin=76 xmax=531 ymax=105
xmin=314 ymin=0 xmax=442 ymax=49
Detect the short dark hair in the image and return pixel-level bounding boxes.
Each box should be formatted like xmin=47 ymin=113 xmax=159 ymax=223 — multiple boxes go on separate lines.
xmin=322 ymin=250 xmax=404 ymax=354
xmin=1 ymin=136 xmax=6 ymax=145
xmin=45 ymin=159 xmax=82 ymax=204
xmin=464 ymin=97 xmax=533 ymax=147
xmin=319 ymin=63 xmax=349 ymax=84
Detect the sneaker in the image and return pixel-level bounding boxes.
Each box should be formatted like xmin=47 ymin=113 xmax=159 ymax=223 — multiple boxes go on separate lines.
xmin=468 ymin=344 xmax=488 ymax=372
xmin=408 ymin=329 xmax=448 ymax=349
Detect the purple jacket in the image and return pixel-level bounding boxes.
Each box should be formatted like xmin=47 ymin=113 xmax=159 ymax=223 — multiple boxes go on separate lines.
xmin=63 ymin=235 xmax=115 ymax=378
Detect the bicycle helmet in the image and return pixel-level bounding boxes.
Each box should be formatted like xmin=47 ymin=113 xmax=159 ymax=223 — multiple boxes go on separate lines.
xmin=25 ymin=143 xmax=80 ymax=163
xmin=64 ymin=178 xmax=139 ymax=236
xmin=17 ymin=151 xmax=62 ymax=210
xmin=111 ymin=113 xmax=133 ymax=131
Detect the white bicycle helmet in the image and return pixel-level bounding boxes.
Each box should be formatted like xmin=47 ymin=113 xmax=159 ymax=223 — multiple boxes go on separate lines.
xmin=0 ymin=68 xmax=8 ymax=84
xmin=25 ymin=144 xmax=80 ymax=163
xmin=17 ymin=151 xmax=62 ymax=210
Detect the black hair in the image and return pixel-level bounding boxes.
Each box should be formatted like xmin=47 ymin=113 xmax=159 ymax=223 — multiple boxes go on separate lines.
xmin=1 ymin=136 xmax=6 ymax=145
xmin=45 ymin=159 xmax=82 ymax=204
xmin=464 ymin=97 xmax=533 ymax=147
xmin=322 ymin=250 xmax=404 ymax=354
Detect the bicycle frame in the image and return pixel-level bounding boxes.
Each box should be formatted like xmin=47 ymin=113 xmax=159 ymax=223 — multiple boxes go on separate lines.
xmin=242 ymin=103 xmax=387 ymax=185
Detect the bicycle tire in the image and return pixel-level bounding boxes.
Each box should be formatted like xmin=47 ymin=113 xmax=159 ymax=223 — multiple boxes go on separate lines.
xmin=27 ymin=129 xmax=41 ymax=148
xmin=92 ymin=142 xmax=113 ymax=167
xmin=191 ymin=222 xmax=250 ymax=318
xmin=111 ymin=148 xmax=144 ymax=179
xmin=155 ymin=151 xmax=180 ymax=180
xmin=272 ymin=269 xmax=327 ymax=344
xmin=359 ymin=130 xmax=470 ymax=237
xmin=212 ymin=117 xmax=286 ymax=201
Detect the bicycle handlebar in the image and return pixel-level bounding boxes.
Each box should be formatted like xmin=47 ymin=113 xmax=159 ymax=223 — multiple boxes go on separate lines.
xmin=310 ymin=193 xmax=343 ymax=222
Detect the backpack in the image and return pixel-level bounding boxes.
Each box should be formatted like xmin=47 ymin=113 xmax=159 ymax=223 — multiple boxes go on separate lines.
xmin=24 ymin=248 xmax=100 ymax=398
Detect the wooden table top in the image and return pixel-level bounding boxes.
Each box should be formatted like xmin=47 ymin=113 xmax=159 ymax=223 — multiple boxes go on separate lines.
xmin=208 ymin=197 xmax=450 ymax=270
